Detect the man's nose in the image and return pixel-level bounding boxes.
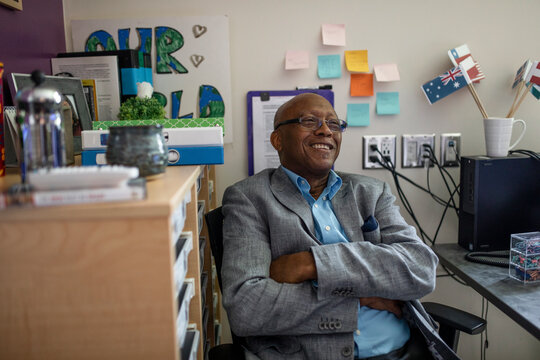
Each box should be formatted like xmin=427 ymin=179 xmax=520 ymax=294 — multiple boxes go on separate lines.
xmin=314 ymin=120 xmax=333 ymax=135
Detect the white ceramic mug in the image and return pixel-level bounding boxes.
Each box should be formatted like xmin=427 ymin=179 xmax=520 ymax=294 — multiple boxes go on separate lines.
xmin=483 ymin=117 xmax=526 ymax=157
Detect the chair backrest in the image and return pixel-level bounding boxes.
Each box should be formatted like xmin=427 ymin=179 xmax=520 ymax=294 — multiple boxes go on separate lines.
xmin=204 ymin=206 xmax=225 ymax=290
xmin=204 ymin=206 xmax=247 ymax=347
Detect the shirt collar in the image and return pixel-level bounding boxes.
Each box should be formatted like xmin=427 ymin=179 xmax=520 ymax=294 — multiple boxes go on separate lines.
xmin=281 ymin=166 xmax=342 ymax=200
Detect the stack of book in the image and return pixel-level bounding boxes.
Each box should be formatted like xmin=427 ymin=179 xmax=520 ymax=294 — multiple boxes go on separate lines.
xmin=0 ymin=166 xmax=146 ymax=209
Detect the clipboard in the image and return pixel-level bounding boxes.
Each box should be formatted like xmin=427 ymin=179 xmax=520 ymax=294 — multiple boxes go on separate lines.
xmin=247 ymin=90 xmax=334 ymax=176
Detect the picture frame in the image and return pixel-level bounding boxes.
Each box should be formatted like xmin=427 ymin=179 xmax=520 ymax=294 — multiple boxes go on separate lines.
xmin=0 ymin=0 xmax=22 ymax=11
xmin=9 ymin=73 xmax=93 ymax=155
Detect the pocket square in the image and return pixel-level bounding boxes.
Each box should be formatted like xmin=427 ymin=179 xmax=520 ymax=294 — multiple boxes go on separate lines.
xmin=361 ymin=215 xmax=378 ymax=232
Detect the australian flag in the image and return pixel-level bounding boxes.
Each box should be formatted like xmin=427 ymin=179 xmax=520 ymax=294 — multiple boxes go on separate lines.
xmin=421 ymin=66 xmax=468 ymax=104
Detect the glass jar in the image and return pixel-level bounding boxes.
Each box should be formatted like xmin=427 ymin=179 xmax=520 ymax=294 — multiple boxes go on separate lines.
xmin=106 ymin=125 xmax=168 ymax=178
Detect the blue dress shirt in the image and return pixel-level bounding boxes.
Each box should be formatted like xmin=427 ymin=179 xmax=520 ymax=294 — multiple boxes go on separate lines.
xmin=282 ymin=166 xmax=410 ymax=358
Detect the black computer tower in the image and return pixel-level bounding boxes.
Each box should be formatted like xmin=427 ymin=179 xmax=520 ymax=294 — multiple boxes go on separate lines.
xmin=458 ymin=155 xmax=540 ymax=251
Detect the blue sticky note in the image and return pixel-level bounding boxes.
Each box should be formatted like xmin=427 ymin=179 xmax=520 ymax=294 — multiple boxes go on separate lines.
xmin=347 ymin=103 xmax=370 ymax=126
xmin=376 ymin=92 xmax=400 ymax=115
xmin=318 ymin=54 xmax=342 ymax=79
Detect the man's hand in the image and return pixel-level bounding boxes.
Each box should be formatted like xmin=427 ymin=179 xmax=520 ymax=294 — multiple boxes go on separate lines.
xmin=359 ymin=297 xmax=403 ymax=318
xmin=269 ymin=251 xmax=317 ymax=283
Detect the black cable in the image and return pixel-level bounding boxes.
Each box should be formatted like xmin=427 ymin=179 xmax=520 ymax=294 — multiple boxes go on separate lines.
xmin=425 ymin=145 xmax=459 ymax=217
xmin=374 ymin=152 xmax=434 ymax=245
xmin=436 ymin=264 xmax=469 ymax=286
xmin=509 ymin=149 xmax=540 ymax=161
xmin=374 ymin=153 xmax=458 ymax=210
xmin=465 ymin=250 xmax=509 ymax=268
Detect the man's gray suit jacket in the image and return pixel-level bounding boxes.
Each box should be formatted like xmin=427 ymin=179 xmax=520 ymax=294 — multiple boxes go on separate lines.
xmin=221 ymin=167 xmax=460 ymax=360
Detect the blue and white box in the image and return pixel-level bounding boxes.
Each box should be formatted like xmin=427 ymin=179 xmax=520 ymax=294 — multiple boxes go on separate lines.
xmin=81 ymin=127 xmax=224 ymax=166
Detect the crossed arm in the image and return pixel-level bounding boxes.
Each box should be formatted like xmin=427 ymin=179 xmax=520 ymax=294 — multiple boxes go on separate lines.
xmin=269 ymin=251 xmax=404 ymax=318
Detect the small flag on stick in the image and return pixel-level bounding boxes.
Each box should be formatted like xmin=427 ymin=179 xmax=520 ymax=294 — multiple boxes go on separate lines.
xmin=507 ymin=61 xmax=540 ymax=117
xmin=448 ymin=44 xmax=485 ymax=82
xmin=511 ymin=60 xmax=532 ymax=89
xmin=421 ymin=66 xmax=468 ymax=104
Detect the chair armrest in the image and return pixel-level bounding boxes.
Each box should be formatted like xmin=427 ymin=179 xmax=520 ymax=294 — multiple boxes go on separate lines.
xmin=209 ymin=343 xmax=245 ymax=360
xmin=423 ymin=302 xmax=486 ymax=335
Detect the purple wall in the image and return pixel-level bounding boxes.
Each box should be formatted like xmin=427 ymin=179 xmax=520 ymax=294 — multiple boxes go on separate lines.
xmin=0 ymin=0 xmax=66 ymax=104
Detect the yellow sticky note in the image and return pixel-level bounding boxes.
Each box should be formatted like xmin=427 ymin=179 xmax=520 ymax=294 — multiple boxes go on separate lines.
xmin=350 ymin=73 xmax=374 ymax=96
xmin=345 ymin=50 xmax=369 ymax=72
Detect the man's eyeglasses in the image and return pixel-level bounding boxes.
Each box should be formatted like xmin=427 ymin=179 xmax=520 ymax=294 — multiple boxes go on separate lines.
xmin=274 ymin=116 xmax=348 ymax=132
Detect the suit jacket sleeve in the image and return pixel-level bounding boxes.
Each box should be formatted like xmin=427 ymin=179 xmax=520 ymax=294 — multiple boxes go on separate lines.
xmin=221 ymin=183 xmax=358 ymax=337
xmin=312 ymin=179 xmax=438 ymax=301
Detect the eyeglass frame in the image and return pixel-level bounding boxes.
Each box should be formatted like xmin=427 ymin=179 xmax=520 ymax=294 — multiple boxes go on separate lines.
xmin=274 ymin=116 xmax=348 ymax=132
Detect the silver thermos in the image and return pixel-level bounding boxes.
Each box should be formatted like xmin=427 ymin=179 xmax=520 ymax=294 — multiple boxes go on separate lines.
xmin=15 ymin=71 xmax=66 ymax=181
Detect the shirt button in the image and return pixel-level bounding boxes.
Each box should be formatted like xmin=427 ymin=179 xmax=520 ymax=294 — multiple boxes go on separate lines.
xmin=325 ymin=225 xmax=331 ymax=231
xmin=323 ymin=196 xmax=327 ymax=200
xmin=314 ymin=204 xmax=318 ymax=208
xmin=356 ymin=329 xmax=361 ymax=335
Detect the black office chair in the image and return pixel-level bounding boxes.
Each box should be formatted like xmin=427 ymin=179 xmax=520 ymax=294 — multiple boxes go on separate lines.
xmin=205 ymin=207 xmax=486 ymax=359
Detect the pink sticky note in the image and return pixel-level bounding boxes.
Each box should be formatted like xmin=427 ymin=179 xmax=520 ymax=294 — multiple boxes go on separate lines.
xmin=322 ymin=24 xmax=346 ymax=46
xmin=285 ymin=50 xmax=310 ymax=70
xmin=373 ymin=63 xmax=400 ymax=82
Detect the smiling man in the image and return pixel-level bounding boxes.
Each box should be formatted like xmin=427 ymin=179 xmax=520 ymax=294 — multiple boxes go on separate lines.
xmin=221 ymin=93 xmax=446 ymax=360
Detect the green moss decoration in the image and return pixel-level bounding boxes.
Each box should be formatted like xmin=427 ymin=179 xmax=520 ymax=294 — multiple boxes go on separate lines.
xmin=117 ymin=97 xmax=167 ymax=120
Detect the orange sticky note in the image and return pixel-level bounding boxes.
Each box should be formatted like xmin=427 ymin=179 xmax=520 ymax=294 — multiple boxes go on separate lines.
xmin=345 ymin=50 xmax=369 ymax=72
xmin=350 ymin=73 xmax=374 ymax=96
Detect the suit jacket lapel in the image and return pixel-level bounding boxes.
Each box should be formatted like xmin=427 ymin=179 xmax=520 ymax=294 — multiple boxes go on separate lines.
xmin=270 ymin=167 xmax=317 ymax=240
xmin=332 ymin=176 xmax=364 ymax=242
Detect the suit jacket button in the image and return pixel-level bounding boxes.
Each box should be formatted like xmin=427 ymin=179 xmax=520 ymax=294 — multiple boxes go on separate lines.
xmin=335 ymin=320 xmax=342 ymax=329
xmin=341 ymin=346 xmax=352 ymax=357
xmin=332 ymin=290 xmax=339 ymax=296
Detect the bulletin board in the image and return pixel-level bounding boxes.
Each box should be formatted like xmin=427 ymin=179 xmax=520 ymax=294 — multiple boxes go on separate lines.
xmin=247 ymin=89 xmax=334 ymax=176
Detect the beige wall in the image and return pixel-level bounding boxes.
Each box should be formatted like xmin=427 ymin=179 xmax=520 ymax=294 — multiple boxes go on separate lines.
xmin=63 ymin=1 xmax=540 ymax=359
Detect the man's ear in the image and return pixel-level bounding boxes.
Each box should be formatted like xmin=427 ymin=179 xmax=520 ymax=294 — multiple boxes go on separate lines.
xmin=270 ymin=130 xmax=281 ymax=152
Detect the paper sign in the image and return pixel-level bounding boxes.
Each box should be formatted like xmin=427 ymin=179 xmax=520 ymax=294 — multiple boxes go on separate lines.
xmin=373 ymin=63 xmax=400 ymax=82
xmin=322 ymin=24 xmax=346 ymax=46
xmin=350 ymin=73 xmax=373 ymax=96
xmin=345 ymin=50 xmax=369 ymax=72
xmin=347 ymin=103 xmax=370 ymax=126
xmin=285 ymin=50 xmax=309 ymax=70
xmin=376 ymin=92 xmax=400 ymax=115
xmin=318 ymin=55 xmax=342 ymax=79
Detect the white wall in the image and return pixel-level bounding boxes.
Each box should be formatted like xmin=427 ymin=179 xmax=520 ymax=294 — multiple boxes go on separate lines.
xmin=63 ymin=1 xmax=540 ymax=359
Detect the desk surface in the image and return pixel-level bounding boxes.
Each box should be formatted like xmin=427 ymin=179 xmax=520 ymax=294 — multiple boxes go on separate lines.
xmin=433 ymin=244 xmax=540 ymax=340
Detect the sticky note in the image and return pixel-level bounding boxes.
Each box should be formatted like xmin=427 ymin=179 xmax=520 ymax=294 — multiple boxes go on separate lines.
xmin=347 ymin=103 xmax=370 ymax=126
xmin=345 ymin=50 xmax=369 ymax=72
xmin=350 ymin=73 xmax=373 ymax=96
xmin=374 ymin=63 xmax=400 ymax=82
xmin=322 ymin=24 xmax=346 ymax=46
xmin=285 ymin=50 xmax=309 ymax=70
xmin=318 ymin=55 xmax=342 ymax=79
xmin=376 ymin=92 xmax=400 ymax=115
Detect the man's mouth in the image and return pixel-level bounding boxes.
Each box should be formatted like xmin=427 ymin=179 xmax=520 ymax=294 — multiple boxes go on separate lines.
xmin=311 ymin=143 xmax=333 ymax=150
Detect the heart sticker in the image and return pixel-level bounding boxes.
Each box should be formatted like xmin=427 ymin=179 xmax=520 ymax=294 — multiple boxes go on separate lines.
xmin=193 ymin=25 xmax=207 ymax=38
xmin=190 ymin=55 xmax=205 ymax=68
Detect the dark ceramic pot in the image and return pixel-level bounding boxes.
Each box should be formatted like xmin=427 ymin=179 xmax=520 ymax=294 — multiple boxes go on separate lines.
xmin=106 ymin=125 xmax=168 ymax=178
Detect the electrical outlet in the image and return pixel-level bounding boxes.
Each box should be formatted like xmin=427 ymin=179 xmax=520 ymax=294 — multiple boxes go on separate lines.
xmin=362 ymin=135 xmax=396 ymax=169
xmin=402 ymin=134 xmax=435 ymax=168
xmin=440 ymin=133 xmax=461 ymax=167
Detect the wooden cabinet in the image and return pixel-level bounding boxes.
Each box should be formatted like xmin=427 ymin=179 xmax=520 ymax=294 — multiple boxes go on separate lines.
xmin=0 ymin=166 xmax=219 ymax=360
